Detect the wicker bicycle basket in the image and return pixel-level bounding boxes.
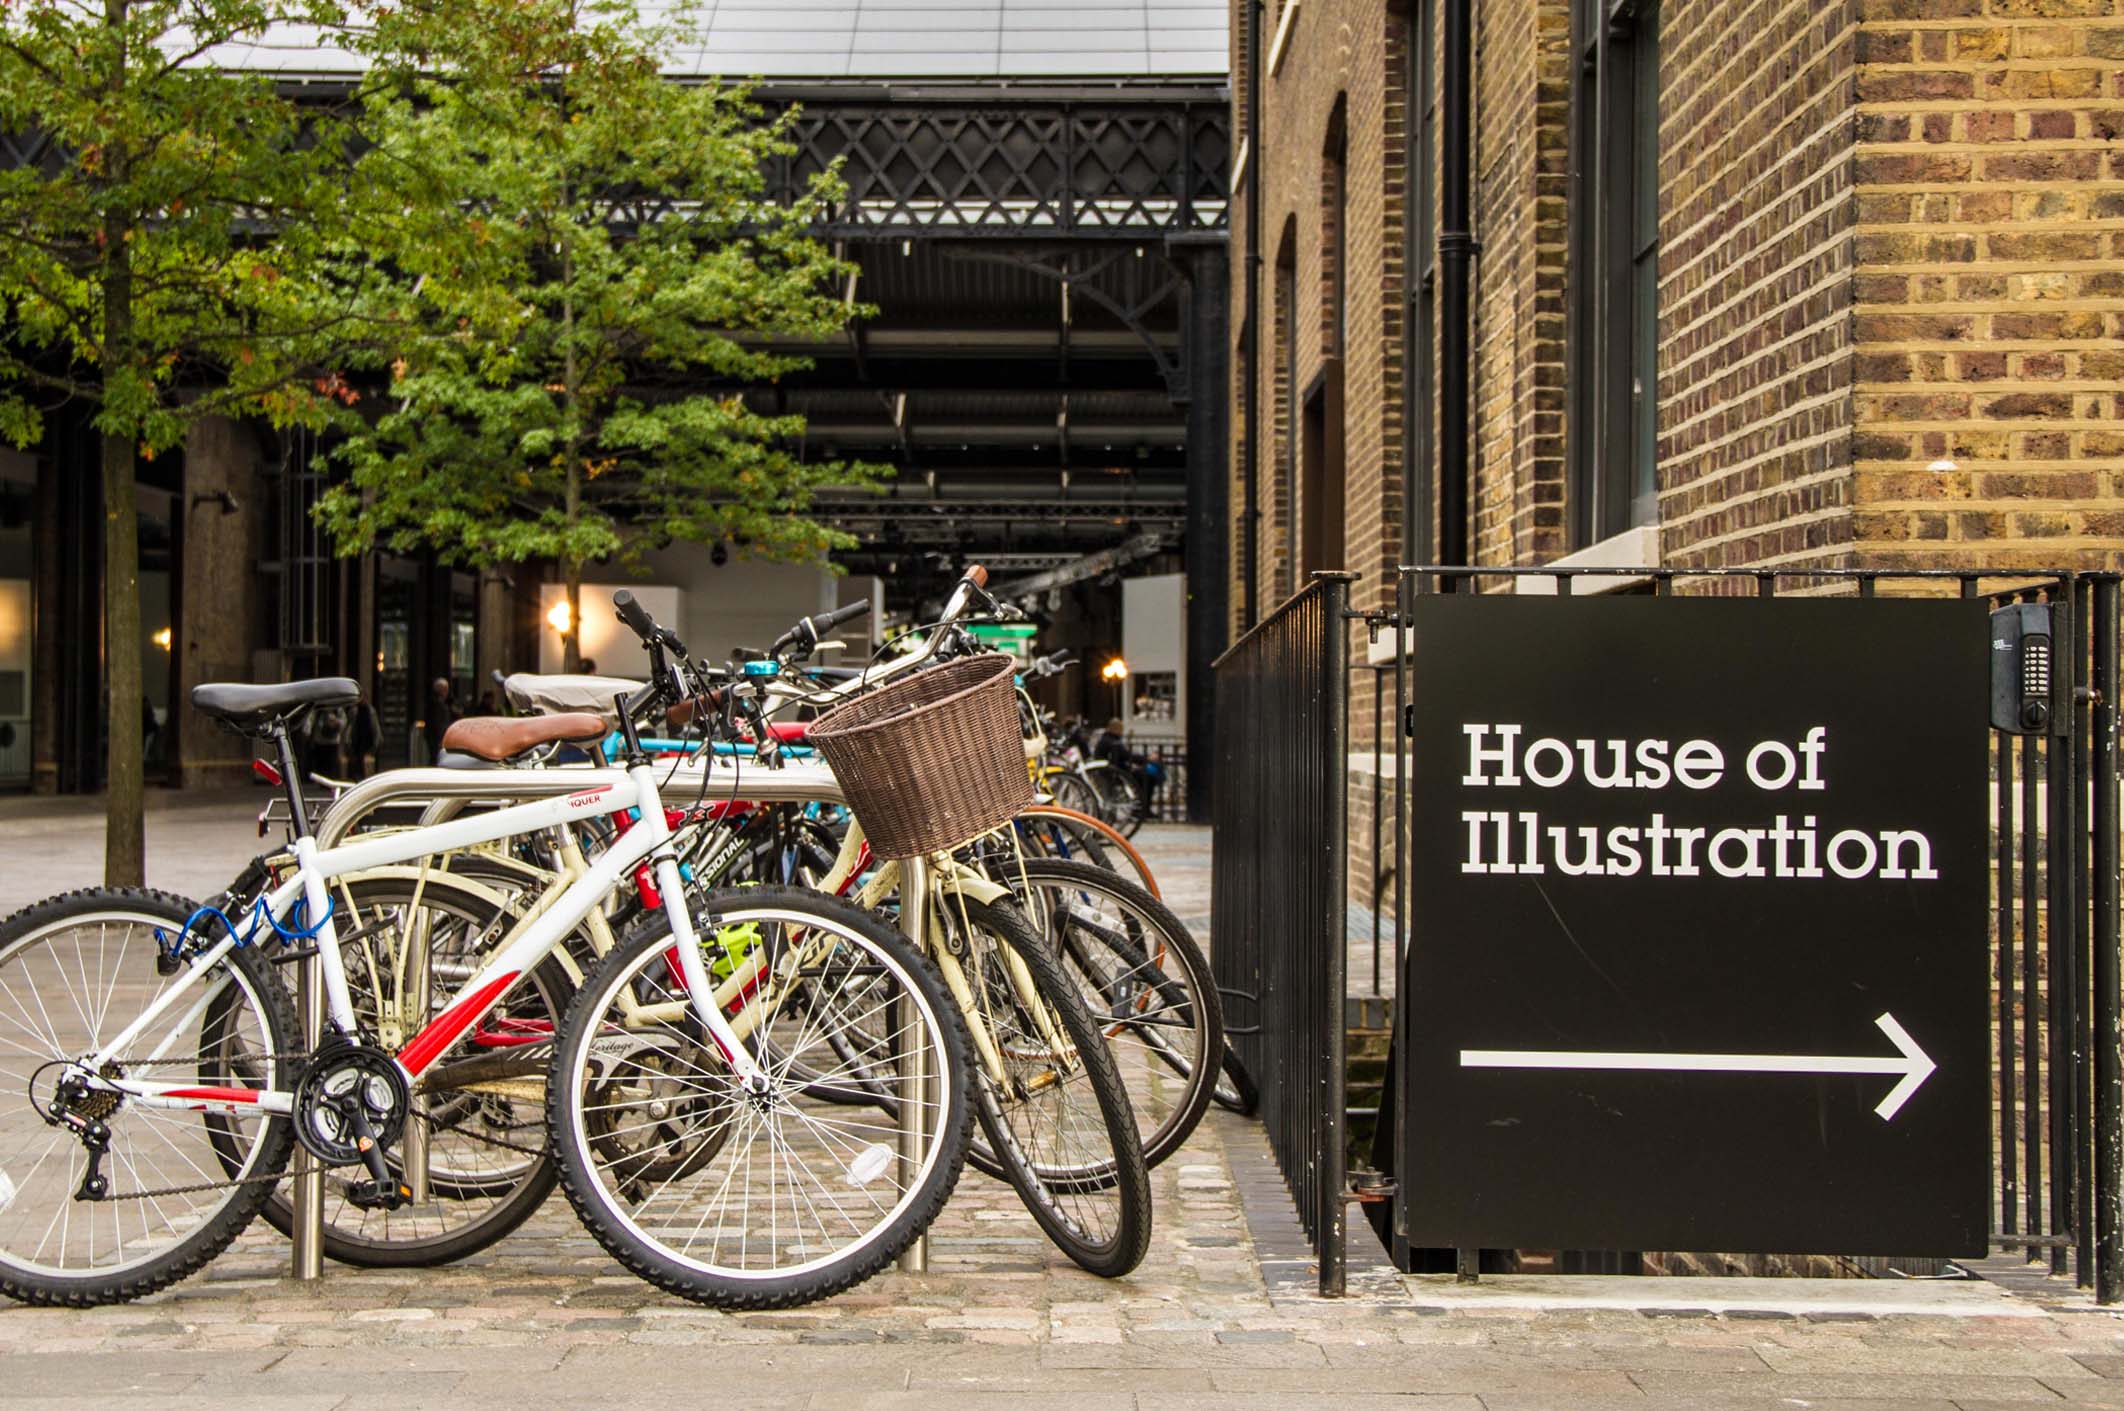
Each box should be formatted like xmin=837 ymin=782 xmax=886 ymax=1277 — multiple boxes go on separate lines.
xmin=806 ymin=653 xmax=1034 ymax=861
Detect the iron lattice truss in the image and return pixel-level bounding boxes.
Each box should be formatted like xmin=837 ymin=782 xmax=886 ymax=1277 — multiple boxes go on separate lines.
xmin=770 ymin=92 xmax=1229 ymax=240
xmin=9 ymin=84 xmax=1230 ymax=239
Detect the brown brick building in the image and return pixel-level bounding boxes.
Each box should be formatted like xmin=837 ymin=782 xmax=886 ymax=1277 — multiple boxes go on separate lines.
xmin=1230 ymin=0 xmax=2124 ymax=632
xmin=1228 ymin=0 xmax=2124 ymax=959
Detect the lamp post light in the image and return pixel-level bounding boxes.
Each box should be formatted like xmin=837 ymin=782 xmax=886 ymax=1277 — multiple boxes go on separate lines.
xmin=1101 ymin=655 xmax=1129 ymax=721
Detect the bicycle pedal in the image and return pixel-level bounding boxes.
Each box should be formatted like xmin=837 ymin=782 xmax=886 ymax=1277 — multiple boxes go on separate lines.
xmin=268 ymin=944 xmax=320 ymax=965
xmin=344 ymin=1178 xmax=414 ymax=1212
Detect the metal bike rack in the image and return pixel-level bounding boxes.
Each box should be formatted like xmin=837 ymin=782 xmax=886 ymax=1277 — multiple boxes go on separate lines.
xmin=287 ymin=760 xmax=940 ymax=1278
xmin=897 ymin=855 xmax=931 ymax=1274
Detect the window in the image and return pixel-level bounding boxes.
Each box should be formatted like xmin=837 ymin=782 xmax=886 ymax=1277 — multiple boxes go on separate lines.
xmin=1567 ymin=0 xmax=1661 ymax=547
xmin=1304 ymin=111 xmax=1347 ymax=576
xmin=1274 ymin=226 xmax=1299 ymax=600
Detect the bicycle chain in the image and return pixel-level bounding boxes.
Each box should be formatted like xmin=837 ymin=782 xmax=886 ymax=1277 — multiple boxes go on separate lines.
xmin=66 ymin=1057 xmax=551 ymax=1201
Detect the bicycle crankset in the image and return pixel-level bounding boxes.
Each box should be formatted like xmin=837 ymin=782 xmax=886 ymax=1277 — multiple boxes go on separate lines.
xmin=294 ymin=1041 xmax=415 ymax=1209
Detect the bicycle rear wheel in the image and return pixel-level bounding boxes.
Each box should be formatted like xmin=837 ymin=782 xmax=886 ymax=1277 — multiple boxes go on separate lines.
xmin=1011 ymin=805 xmax=1160 ymax=898
xmin=945 ymin=892 xmax=1152 ymax=1279
xmin=249 ymin=872 xmax=569 ymax=1267
xmin=549 ymin=886 xmax=972 ymax=1308
xmin=1006 ymin=859 xmax=1221 ymax=1170
xmin=0 ymin=889 xmax=297 ymax=1306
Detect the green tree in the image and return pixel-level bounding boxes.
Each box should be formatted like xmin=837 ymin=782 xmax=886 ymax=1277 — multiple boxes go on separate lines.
xmin=316 ymin=0 xmax=878 ymax=670
xmin=0 ymin=0 xmax=359 ymax=884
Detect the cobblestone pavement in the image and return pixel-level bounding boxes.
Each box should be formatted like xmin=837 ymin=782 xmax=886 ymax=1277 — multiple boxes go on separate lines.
xmin=4 ymin=814 xmax=2124 ymax=1408
xmin=0 ymin=787 xmax=269 ymax=916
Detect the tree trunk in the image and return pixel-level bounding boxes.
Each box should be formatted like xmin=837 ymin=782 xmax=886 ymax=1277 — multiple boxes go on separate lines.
xmin=102 ymin=427 xmax=144 ymax=886
xmin=100 ymin=18 xmax=144 ymax=884
xmin=563 ymin=559 xmax=582 ymax=673
xmin=561 ymin=214 xmax=581 ymax=675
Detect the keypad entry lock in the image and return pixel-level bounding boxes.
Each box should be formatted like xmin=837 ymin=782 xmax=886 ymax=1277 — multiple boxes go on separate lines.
xmin=1990 ymin=602 xmax=2057 ymax=736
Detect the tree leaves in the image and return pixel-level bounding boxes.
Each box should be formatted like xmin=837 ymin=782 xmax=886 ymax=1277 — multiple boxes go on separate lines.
xmin=0 ymin=0 xmax=367 ymax=450
xmin=312 ymin=0 xmax=885 ymax=580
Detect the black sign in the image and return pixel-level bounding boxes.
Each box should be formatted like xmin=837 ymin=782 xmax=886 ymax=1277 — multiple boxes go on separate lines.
xmin=1401 ymin=594 xmax=1990 ymax=1258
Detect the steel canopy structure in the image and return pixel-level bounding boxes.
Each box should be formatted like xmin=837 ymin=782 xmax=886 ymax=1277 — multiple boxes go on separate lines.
xmin=194 ymin=14 xmax=1230 ymax=613
xmin=751 ymin=84 xmax=1228 ymax=615
xmin=10 ymin=17 xmax=1231 ymax=812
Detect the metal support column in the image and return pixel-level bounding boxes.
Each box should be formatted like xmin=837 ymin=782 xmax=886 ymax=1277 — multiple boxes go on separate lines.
xmin=1180 ymin=241 xmax=1230 ymax=824
xmin=2093 ymin=578 xmax=2121 ymax=1303
xmin=897 ymin=856 xmax=932 ymax=1274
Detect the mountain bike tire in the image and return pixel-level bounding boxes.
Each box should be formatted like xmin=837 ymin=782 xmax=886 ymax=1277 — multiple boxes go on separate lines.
xmin=1212 ymin=1045 xmax=1260 ymax=1116
xmin=1006 ymin=859 xmax=1221 ymax=1170
xmin=947 ymin=893 xmax=1152 ymax=1280
xmin=1012 ymin=804 xmax=1162 ymax=900
xmin=0 ymin=889 xmax=298 ymax=1307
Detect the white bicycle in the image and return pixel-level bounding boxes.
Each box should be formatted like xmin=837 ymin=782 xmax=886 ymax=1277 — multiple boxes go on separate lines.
xmin=0 ymin=599 xmax=973 ymax=1308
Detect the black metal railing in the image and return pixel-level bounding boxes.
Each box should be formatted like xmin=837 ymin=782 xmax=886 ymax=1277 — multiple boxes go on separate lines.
xmin=1211 ymin=573 xmax=1351 ymax=1295
xmin=1137 ymin=742 xmax=1191 ymax=823
xmin=1220 ymin=563 xmax=2124 ymax=1299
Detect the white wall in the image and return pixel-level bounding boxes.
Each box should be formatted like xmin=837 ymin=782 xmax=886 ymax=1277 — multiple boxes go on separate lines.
xmin=538 ymin=546 xmax=885 ymax=675
xmin=1121 ymin=573 xmax=1185 ymax=741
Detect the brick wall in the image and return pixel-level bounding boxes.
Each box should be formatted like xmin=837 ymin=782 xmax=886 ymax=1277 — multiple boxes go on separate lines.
xmin=1228 ymin=0 xmax=1409 ymax=631
xmin=1849 ymin=0 xmax=2124 ymax=570
xmin=1227 ymin=0 xmax=2124 ymax=959
xmin=1656 ymin=0 xmax=1865 ymax=570
xmin=1232 ymin=0 xmax=2124 ymax=620
xmin=1471 ymin=0 xmax=1572 ymax=569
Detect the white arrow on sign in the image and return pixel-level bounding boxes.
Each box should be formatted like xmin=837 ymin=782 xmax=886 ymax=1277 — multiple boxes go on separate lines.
xmin=1459 ymin=1012 xmax=1938 ymax=1122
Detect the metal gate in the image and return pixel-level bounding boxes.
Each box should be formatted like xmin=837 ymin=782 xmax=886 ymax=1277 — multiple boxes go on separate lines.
xmin=1211 ymin=566 xmax=2124 ymax=1299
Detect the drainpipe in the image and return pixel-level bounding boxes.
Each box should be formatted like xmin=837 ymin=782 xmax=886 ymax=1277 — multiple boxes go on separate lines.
xmin=1437 ymin=0 xmax=1474 ymax=571
xmin=1241 ymin=0 xmax=1263 ymax=626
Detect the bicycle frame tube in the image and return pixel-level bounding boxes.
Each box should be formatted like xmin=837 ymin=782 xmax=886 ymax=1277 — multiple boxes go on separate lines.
xmin=84 ymin=763 xmax=766 ymax=1114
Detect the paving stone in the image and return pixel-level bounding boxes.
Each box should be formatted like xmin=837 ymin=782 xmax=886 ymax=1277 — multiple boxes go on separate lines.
xmin=0 ymin=819 xmax=2118 ymax=1409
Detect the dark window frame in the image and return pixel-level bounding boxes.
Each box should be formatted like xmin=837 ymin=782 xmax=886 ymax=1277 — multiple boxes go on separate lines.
xmin=1567 ymin=0 xmax=1661 ymax=548
xmin=1403 ymin=0 xmax=1438 ymax=567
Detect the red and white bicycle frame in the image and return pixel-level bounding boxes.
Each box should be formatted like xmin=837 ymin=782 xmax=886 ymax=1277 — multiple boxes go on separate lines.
xmin=69 ymin=761 xmax=766 ymax=1115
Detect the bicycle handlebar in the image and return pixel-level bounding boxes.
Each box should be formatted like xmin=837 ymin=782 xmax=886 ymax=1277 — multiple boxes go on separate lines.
xmin=768 ymin=597 xmax=872 ymax=658
xmin=612 ymin=589 xmax=657 ymax=642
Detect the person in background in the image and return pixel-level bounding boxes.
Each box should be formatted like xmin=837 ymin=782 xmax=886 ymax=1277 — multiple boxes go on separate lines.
xmin=302 ymin=704 xmax=348 ymax=780
xmin=420 ymin=676 xmax=458 ymax=762
xmin=1093 ymin=716 xmax=1163 ymax=818
xmin=349 ymin=697 xmax=382 ymax=778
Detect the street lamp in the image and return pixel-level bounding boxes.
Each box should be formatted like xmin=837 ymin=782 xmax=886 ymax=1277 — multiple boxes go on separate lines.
xmin=1101 ymin=656 xmax=1128 ymax=722
xmin=546 ymin=598 xmax=572 ymax=635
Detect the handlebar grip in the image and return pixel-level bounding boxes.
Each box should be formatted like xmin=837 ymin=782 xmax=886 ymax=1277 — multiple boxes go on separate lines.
xmin=818 ymin=598 xmax=871 ymax=632
xmin=612 ymin=590 xmax=657 ymax=642
xmin=965 ymin=564 xmax=988 ymax=589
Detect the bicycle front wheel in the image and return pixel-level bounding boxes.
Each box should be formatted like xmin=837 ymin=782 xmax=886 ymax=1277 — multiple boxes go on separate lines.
xmin=549 ymin=887 xmax=972 ymax=1308
xmin=946 ymin=893 xmax=1152 ymax=1279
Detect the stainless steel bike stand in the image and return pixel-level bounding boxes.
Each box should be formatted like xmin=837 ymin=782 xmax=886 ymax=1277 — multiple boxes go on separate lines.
xmin=896 ymin=856 xmax=930 ymax=1274
xmin=291 ymin=948 xmax=325 ymax=1281
xmin=401 ymin=905 xmax=432 ymax=1204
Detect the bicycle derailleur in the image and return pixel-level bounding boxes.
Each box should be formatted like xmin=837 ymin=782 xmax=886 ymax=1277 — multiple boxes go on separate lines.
xmin=41 ymin=1062 xmax=123 ymax=1202
xmin=293 ymin=1039 xmax=416 ymax=1212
